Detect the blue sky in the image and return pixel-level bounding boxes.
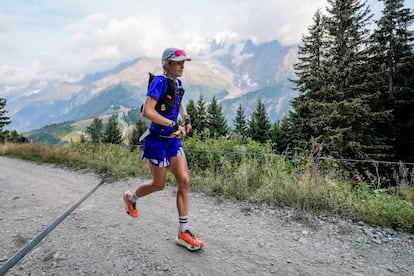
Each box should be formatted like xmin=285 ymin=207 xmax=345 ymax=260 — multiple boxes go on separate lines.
xmin=0 ymin=0 xmax=413 ymax=87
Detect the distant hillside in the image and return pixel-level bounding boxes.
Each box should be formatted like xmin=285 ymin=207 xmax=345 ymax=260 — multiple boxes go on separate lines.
xmin=27 ymin=121 xmax=77 ymax=145
xmin=26 ymin=109 xmax=141 ymax=145
xmin=26 ymin=83 xmax=298 ymax=146
xmin=58 ymin=83 xmax=143 ymax=122
xmin=221 ymin=82 xmax=297 ymax=126
xmin=4 ymin=39 xmax=298 ymax=133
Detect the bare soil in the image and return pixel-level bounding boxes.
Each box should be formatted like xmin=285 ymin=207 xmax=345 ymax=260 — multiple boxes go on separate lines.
xmin=1 ymin=156 xmax=413 ymax=275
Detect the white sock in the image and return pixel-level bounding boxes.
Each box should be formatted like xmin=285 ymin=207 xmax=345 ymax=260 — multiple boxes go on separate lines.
xmin=179 ymin=216 xmax=188 ymax=232
xmin=129 ymin=192 xmax=138 ymax=203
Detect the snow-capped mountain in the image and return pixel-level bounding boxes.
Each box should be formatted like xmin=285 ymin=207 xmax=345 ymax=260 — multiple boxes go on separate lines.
xmin=2 ymin=39 xmax=298 ymax=132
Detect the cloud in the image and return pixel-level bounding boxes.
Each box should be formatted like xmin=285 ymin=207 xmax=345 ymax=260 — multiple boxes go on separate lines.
xmin=60 ymin=13 xmax=208 ymax=73
xmin=56 ymin=0 xmax=328 ymax=75
xmin=0 ymin=64 xmax=37 ymax=87
xmin=0 ymin=63 xmax=78 ymax=91
xmin=225 ymin=0 xmax=327 ymax=45
xmin=0 ymin=0 xmax=399 ymax=87
xmin=0 ymin=13 xmax=17 ymax=33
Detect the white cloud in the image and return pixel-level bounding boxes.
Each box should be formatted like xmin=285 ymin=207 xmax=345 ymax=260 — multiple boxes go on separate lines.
xmin=0 ymin=63 xmax=78 ymax=91
xmin=0 ymin=0 xmax=411 ymax=87
xmin=56 ymin=0 xmax=329 ymax=74
xmin=225 ymin=0 xmax=328 ymax=45
xmin=0 ymin=64 xmax=37 ymax=87
xmin=0 ymin=13 xmax=17 ymax=33
xmin=60 ymin=14 xmax=208 ymax=73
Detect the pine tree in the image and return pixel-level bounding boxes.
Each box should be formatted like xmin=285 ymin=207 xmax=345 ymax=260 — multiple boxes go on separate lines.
xmin=86 ymin=118 xmax=103 ymax=144
xmin=8 ymin=130 xmax=19 ymax=142
xmin=192 ymin=94 xmax=208 ymax=135
xmin=270 ymin=121 xmax=290 ymax=152
xmin=289 ymin=9 xmax=327 ymax=149
xmin=130 ymin=119 xmax=148 ymax=150
xmin=206 ymin=96 xmax=228 ymax=138
xmin=371 ymin=0 xmax=414 ymax=161
xmin=0 ymin=98 xmax=11 ymax=143
xmin=320 ymin=0 xmax=384 ymax=159
xmin=232 ymin=104 xmax=248 ymax=139
xmin=289 ymin=0 xmax=391 ymax=160
xmin=103 ymin=117 xmax=123 ymax=144
xmin=248 ymin=99 xmax=271 ymax=143
xmin=277 ymin=117 xmax=295 ymax=153
xmin=185 ymin=99 xmax=197 ymax=137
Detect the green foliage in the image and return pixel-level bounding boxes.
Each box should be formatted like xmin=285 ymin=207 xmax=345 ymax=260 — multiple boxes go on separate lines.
xmin=248 ymin=99 xmax=272 ymax=143
xmin=1 ymin=140 xmax=413 ymax=233
xmin=270 ymin=121 xmax=286 ymax=152
xmin=328 ymin=182 xmax=414 ymax=231
xmin=0 ymin=98 xmax=11 ymax=143
xmin=370 ymin=0 xmax=414 ymax=162
xmin=185 ymin=99 xmax=197 ymax=137
xmin=184 ymin=134 xmax=273 ymax=174
xmin=102 ymin=117 xmax=123 ymax=144
xmin=67 ymin=84 xmax=142 ymax=121
xmin=86 ymin=118 xmax=103 ymax=144
xmin=232 ymin=104 xmax=248 ymax=139
xmin=7 ymin=130 xmax=19 ymax=142
xmin=1 ymin=142 xmax=149 ymax=179
xmin=183 ymin=135 xmax=414 ymax=232
xmin=70 ymin=143 xmax=149 ymax=178
xmin=0 ymin=143 xmax=84 ymax=167
xmin=206 ymin=95 xmax=228 ymax=138
xmin=129 ymin=119 xmax=149 ymax=149
xmin=286 ymin=0 xmax=414 ymax=163
xmin=28 ymin=132 xmax=61 ymax=145
xmin=27 ymin=122 xmax=74 ymax=145
xmin=190 ymin=94 xmax=208 ymax=135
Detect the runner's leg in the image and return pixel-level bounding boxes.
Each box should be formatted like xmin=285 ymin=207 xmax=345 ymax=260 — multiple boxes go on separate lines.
xmin=169 ymin=155 xmax=190 ymax=216
xmin=135 ymin=161 xmax=168 ymax=197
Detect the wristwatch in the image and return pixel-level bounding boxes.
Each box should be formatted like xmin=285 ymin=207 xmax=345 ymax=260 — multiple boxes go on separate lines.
xmin=183 ymin=115 xmax=191 ymax=126
xmin=170 ymin=120 xmax=179 ymax=130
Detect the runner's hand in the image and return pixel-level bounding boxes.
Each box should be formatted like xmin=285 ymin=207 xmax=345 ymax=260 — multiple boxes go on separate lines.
xmin=184 ymin=122 xmax=192 ymax=134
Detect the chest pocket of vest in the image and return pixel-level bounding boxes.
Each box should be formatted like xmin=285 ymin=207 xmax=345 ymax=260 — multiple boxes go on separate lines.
xmin=155 ymin=78 xmax=177 ymax=115
xmin=143 ymin=73 xmax=185 ymax=115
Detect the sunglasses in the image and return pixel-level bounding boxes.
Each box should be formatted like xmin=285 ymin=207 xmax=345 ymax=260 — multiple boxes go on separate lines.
xmin=174 ymin=49 xmax=186 ymax=57
xmin=167 ymin=49 xmax=187 ymax=60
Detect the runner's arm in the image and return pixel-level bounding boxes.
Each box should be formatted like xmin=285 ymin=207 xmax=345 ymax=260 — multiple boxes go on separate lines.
xmin=142 ymin=96 xmax=175 ymax=127
xmin=179 ymin=103 xmax=192 ymax=133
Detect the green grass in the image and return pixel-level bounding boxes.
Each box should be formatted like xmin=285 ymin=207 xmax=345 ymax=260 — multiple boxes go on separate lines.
xmin=0 ymin=142 xmax=149 ymax=179
xmin=1 ymin=139 xmax=413 ymax=233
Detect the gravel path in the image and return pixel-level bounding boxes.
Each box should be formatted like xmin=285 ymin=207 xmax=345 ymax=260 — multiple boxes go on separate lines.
xmin=0 ymin=156 xmax=413 ymax=275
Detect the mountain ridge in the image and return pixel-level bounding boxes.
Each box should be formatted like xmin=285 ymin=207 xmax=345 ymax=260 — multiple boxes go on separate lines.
xmin=3 ymin=39 xmax=298 ymax=133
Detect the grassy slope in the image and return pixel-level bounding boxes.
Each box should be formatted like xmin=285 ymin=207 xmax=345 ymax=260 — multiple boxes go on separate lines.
xmin=1 ymin=140 xmax=413 ymax=233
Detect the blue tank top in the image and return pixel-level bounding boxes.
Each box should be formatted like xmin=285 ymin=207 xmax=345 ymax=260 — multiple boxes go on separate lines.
xmin=147 ymin=75 xmax=182 ymax=136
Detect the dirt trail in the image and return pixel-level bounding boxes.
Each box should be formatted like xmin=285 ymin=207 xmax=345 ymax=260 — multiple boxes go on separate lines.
xmin=0 ymin=156 xmax=413 ymax=275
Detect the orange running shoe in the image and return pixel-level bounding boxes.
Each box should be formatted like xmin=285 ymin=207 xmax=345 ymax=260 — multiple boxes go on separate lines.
xmin=176 ymin=229 xmax=203 ymax=251
xmin=123 ymin=191 xmax=139 ymax=218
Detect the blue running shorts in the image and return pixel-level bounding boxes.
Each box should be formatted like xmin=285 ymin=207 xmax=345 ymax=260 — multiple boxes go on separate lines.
xmin=142 ymin=134 xmax=185 ymax=167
